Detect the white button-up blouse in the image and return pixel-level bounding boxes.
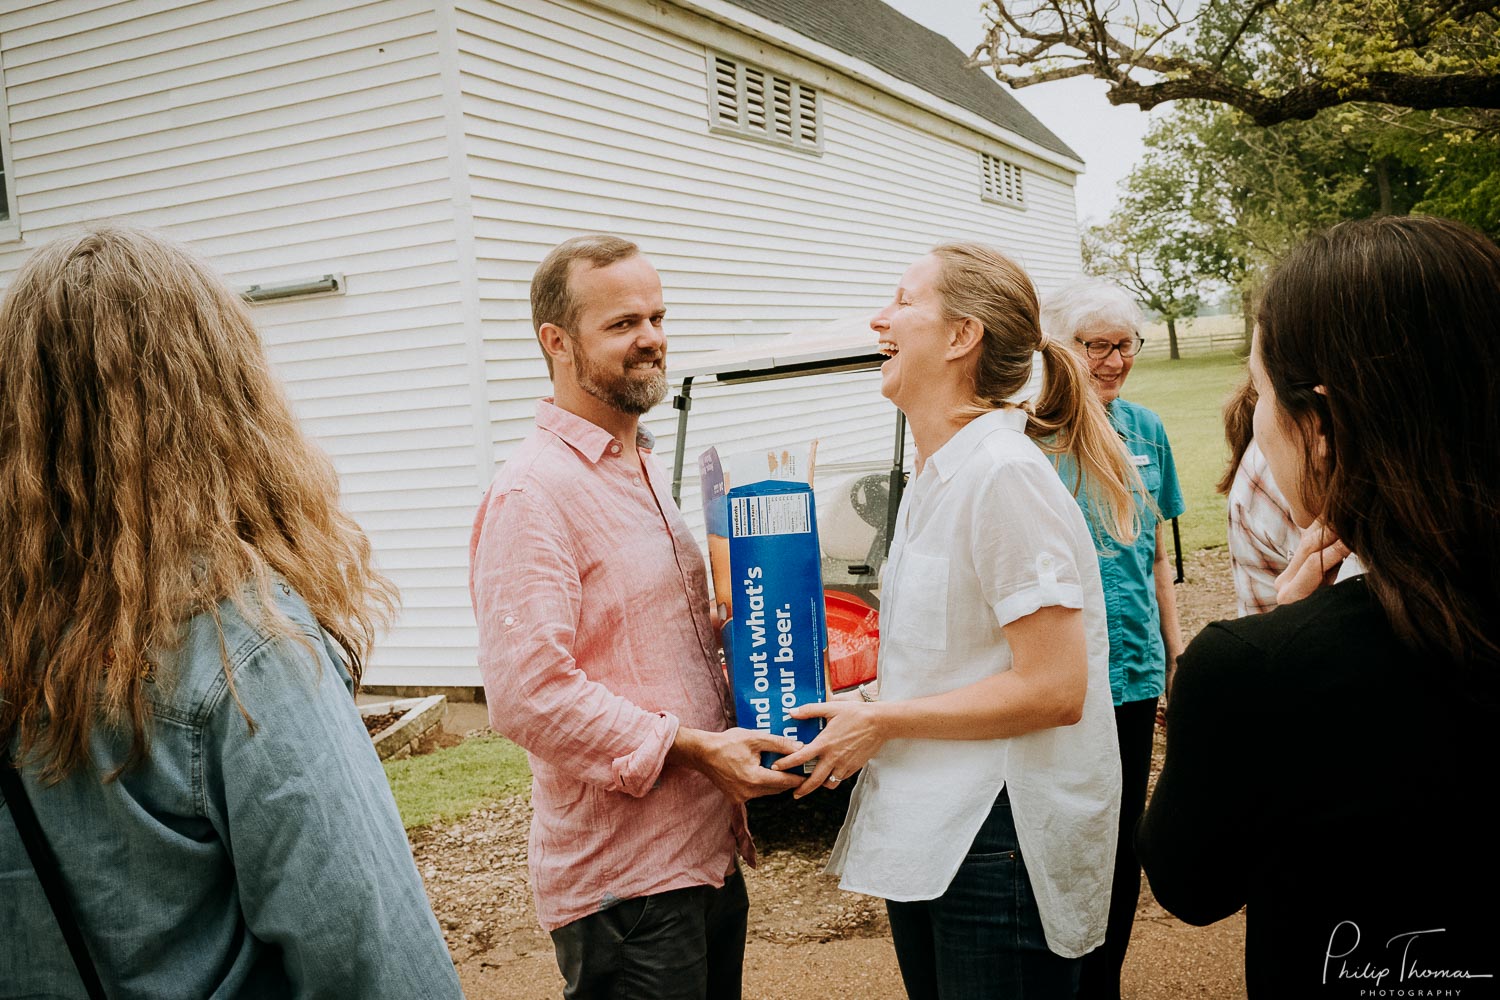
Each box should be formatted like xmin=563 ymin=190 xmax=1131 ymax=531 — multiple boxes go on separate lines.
xmin=826 ymin=407 xmax=1123 ymax=959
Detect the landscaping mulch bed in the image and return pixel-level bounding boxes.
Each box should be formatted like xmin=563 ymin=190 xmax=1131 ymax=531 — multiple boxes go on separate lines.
xmin=410 ymin=727 xmax=466 ymax=755
xmin=365 ymin=708 xmax=465 ymax=752
xmin=361 ymin=711 xmax=402 ymax=738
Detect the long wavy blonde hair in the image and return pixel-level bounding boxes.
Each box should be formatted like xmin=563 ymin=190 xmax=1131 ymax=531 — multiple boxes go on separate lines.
xmin=930 ymin=242 xmax=1142 ymax=543
xmin=0 ymin=226 xmax=398 ymax=781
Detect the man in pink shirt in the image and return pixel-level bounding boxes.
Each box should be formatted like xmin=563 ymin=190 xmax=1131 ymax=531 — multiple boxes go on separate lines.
xmin=470 ymin=235 xmax=803 ymax=999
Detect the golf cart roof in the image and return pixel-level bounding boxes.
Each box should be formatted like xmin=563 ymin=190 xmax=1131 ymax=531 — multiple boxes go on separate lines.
xmin=672 ymin=314 xmax=883 ymax=384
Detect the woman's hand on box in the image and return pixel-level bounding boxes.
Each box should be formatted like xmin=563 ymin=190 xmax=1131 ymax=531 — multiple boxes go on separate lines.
xmin=772 ymin=701 xmax=888 ymax=799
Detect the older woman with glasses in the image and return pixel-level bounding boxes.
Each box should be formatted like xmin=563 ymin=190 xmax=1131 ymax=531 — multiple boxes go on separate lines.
xmin=1040 ymin=279 xmax=1185 ymax=1000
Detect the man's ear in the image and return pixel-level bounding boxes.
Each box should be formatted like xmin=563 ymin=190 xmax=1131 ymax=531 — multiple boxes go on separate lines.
xmin=946 ymin=316 xmax=984 ymax=362
xmin=538 ymin=323 xmax=572 ymax=369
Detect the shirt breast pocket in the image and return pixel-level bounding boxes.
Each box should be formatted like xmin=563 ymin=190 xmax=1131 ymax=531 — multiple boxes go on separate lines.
xmin=890 ymin=552 xmax=949 ymax=651
xmin=1133 ymin=454 xmax=1162 ymax=495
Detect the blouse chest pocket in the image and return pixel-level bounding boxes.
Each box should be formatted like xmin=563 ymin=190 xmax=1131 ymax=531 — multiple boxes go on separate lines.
xmin=889 ymin=551 xmax=950 ymax=651
xmin=1132 ymin=453 xmax=1162 ymax=495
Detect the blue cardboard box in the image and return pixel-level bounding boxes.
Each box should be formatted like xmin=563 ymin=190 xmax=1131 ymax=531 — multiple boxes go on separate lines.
xmin=700 ymin=454 xmax=828 ymax=771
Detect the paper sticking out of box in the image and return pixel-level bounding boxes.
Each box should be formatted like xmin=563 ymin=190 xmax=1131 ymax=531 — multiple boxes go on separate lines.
xmin=700 ymin=445 xmax=828 ymax=773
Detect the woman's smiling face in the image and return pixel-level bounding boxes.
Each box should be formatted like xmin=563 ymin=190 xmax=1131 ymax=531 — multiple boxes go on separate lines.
xmin=871 ymin=254 xmax=954 ymax=409
xmin=1071 ymin=321 xmax=1137 ymax=405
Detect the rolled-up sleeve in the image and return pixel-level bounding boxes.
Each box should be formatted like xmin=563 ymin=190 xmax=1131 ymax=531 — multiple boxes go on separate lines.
xmin=971 ymin=460 xmax=1086 ymax=627
xmin=469 ymin=486 xmax=676 ymax=797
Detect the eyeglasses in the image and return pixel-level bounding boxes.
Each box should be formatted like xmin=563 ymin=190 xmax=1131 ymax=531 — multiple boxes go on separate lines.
xmin=1075 ymin=336 xmax=1145 ymax=360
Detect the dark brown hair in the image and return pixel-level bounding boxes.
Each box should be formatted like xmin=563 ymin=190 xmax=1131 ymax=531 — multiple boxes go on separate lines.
xmin=1256 ymin=215 xmax=1500 ymax=679
xmin=530 ymin=234 xmax=640 ymax=376
xmin=1216 ymin=374 xmax=1257 ymax=496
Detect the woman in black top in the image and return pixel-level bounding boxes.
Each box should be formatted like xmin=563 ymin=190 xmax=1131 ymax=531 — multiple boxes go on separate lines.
xmin=1137 ymin=216 xmax=1500 ymax=998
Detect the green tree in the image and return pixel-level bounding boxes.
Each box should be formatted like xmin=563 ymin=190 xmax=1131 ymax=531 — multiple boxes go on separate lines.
xmin=974 ymin=0 xmax=1500 ymax=125
xmin=1358 ymin=106 xmax=1500 ymax=233
xmin=1093 ymin=99 xmax=1426 ymax=352
xmin=1150 ymin=102 xmax=1399 ymax=258
xmin=1042 ymin=1 xmax=1500 ymax=358
xmin=1094 ymin=96 xmax=1500 ymax=359
xmin=1082 ymin=203 xmax=1203 ymax=360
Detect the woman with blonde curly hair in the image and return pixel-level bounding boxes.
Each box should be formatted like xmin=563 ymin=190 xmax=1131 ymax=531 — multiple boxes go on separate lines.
xmin=0 ymin=227 xmax=462 ymax=999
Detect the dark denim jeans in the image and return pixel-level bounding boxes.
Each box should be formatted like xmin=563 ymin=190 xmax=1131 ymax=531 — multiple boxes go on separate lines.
xmin=886 ymin=788 xmax=1081 ymax=1000
xmin=549 ymin=869 xmax=748 ymax=1000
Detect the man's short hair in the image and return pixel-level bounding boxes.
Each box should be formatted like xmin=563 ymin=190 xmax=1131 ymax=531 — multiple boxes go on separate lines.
xmin=530 ymin=235 xmax=640 ymax=377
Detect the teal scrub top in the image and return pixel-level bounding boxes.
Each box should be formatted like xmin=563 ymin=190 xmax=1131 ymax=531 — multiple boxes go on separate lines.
xmin=1052 ymin=398 xmax=1186 ymax=705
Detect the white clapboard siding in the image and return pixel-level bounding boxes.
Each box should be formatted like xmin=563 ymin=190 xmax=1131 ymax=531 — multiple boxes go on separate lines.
xmin=457 ymin=0 xmax=1080 ymax=540
xmin=0 ymin=0 xmax=485 ymax=687
xmin=1 ymin=0 xmax=1080 ymax=689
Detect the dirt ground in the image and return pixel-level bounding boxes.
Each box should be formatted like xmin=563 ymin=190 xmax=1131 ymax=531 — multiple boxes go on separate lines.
xmin=415 ymin=547 xmax=1244 ymax=999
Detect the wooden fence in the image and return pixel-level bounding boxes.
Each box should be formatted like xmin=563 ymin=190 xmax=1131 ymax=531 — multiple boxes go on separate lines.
xmin=1137 ymin=315 xmax=1248 ymax=359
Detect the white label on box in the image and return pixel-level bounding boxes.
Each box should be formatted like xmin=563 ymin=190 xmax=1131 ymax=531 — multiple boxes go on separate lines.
xmin=731 ymin=493 xmax=812 ymax=537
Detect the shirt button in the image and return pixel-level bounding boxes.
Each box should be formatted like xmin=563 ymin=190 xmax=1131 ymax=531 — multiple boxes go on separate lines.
xmin=503 ymin=615 xmax=516 ymax=626
xmin=609 ymin=442 xmax=622 ymax=455
xmin=633 ymin=476 xmax=643 ymax=486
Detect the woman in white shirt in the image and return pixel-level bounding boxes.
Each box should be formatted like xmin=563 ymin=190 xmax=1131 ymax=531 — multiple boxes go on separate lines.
xmin=774 ymin=242 xmax=1141 ymax=998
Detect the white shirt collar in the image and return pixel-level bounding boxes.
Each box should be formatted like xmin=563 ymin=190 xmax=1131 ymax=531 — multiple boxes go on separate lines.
xmin=925 ymin=407 xmax=1029 ymax=483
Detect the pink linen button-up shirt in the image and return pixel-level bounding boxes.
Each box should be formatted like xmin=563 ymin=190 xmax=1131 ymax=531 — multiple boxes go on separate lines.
xmin=469 ymin=399 xmax=752 ymax=932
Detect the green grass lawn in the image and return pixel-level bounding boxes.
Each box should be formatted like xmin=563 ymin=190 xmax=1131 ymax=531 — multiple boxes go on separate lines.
xmin=1119 ymin=350 xmax=1249 ymax=553
xmin=384 ymin=733 xmax=531 ymax=829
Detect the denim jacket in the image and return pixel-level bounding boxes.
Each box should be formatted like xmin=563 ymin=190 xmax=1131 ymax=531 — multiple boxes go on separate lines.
xmin=0 ymin=581 xmax=463 ymax=999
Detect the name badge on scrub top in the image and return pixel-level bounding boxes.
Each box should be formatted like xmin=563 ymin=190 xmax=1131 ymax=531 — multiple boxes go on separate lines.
xmin=1130 ymin=454 xmax=1152 ymax=466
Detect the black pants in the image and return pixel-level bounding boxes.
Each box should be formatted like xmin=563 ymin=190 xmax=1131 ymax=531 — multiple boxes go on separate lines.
xmin=549 ymin=870 xmax=749 ymax=1000
xmin=1077 ymin=697 xmax=1158 ymax=1000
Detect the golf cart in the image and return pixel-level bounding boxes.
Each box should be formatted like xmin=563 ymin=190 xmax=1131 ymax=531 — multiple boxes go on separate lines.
xmin=665 ymin=316 xmax=1186 ymax=696
xmin=667 ymin=316 xmax=902 ymax=694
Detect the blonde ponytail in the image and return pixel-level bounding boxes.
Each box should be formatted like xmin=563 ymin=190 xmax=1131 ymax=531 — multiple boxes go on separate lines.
xmin=1026 ymin=339 xmax=1142 ymax=544
xmin=929 ymin=241 xmax=1142 ymax=545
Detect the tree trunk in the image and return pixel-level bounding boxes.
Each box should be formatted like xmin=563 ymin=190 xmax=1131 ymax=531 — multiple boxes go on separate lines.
xmin=1240 ymin=288 xmax=1254 ymax=355
xmin=1375 ymin=157 xmax=1394 ymax=216
xmin=1167 ymin=316 xmax=1181 ymax=360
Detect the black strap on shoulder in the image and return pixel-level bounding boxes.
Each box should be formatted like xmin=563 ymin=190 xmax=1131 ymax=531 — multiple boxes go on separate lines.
xmin=0 ymin=743 xmax=109 ymax=1000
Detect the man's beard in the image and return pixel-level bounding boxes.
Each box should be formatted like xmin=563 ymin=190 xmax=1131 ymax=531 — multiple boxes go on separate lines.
xmin=571 ymin=341 xmax=668 ymax=416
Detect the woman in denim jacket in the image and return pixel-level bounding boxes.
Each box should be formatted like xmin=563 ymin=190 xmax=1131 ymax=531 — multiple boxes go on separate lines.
xmin=0 ymin=227 xmax=463 ymax=999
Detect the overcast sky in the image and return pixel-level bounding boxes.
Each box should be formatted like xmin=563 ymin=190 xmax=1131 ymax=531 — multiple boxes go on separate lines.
xmin=881 ymin=0 xmax=1157 ymax=228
